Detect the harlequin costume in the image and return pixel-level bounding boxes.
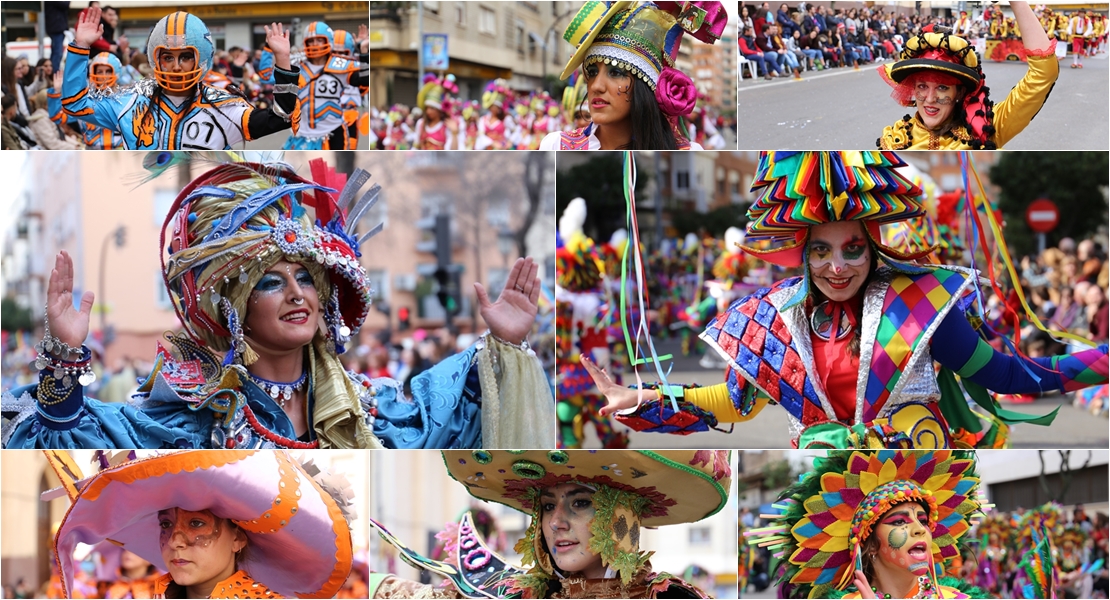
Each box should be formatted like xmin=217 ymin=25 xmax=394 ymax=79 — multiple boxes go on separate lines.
xmin=3 ymin=156 xmax=554 ymax=450
xmin=367 ymin=449 xmax=732 ymax=599
xmin=555 ymin=199 xmax=629 ymax=449
xmin=45 ymin=449 xmax=355 ymax=599
xmin=283 ymin=22 xmax=368 ymax=150
xmin=539 ymin=1 xmax=727 ymax=151
xmin=414 ymin=74 xmax=460 ymax=150
xmin=746 ymin=450 xmax=990 ymax=599
xmin=876 ymin=27 xmax=1059 ymax=150
xmin=61 ymin=12 xmax=299 ymax=149
xmin=613 ymin=151 xmax=1108 ymax=449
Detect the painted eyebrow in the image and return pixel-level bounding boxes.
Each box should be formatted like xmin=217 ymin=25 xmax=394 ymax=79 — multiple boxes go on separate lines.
xmin=540 ymin=488 xmax=595 ymax=499
xmin=881 ymin=509 xmax=922 ymax=522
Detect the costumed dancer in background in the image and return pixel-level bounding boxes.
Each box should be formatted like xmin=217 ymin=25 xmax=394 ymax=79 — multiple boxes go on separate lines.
xmin=367 ymin=450 xmax=731 ymax=599
xmin=974 ymin=513 xmax=1014 ymax=597
xmin=877 ymin=1 xmax=1058 ymax=150
xmin=89 ymin=541 xmax=164 ymax=598
xmin=62 ymin=7 xmax=298 ymax=149
xmin=2 ymin=155 xmax=554 ymax=450
xmin=560 ymin=70 xmax=590 ymax=132
xmin=1067 ymin=9 xmax=1093 ymax=68
xmin=414 ymin=74 xmax=461 ymax=150
xmin=475 ymin=79 xmax=515 ymax=150
xmin=746 ymin=450 xmax=991 ymax=599
xmin=54 ymin=52 xmax=127 ymax=149
xmin=1056 ymin=525 xmax=1094 ymax=598
xmin=540 ymin=1 xmax=727 ymax=150
xmin=332 ymin=27 xmax=370 ymax=149
xmin=460 ymin=101 xmax=480 ymax=150
xmin=382 ymin=105 xmax=412 ymax=150
xmin=283 ymin=22 xmax=368 ymax=150
xmin=45 ymin=449 xmax=356 ymax=599
xmin=555 ymin=199 xmax=629 ymax=449
xmin=584 ymin=151 xmax=1109 ymax=449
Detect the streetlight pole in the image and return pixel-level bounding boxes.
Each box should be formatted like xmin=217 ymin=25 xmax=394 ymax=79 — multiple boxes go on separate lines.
xmin=417 ymin=1 xmax=425 ymax=86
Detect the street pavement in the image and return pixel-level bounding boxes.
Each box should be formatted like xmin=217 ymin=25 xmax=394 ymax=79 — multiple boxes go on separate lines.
xmin=580 ymin=337 xmax=1109 ymax=449
xmin=736 ymin=53 xmax=1108 ymax=150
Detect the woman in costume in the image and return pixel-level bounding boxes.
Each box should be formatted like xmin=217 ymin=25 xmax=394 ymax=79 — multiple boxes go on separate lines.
xmin=47 ymin=449 xmax=355 ymax=599
xmin=538 ymin=1 xmax=726 ymax=150
xmin=62 ymin=7 xmax=299 ymax=150
xmin=748 ymin=450 xmax=990 ymax=599
xmin=972 ymin=513 xmax=1013 ymax=597
xmin=474 ymin=80 xmax=515 ymax=150
xmin=283 ymin=21 xmax=368 ymax=150
xmin=414 ymin=75 xmax=461 ymax=150
xmin=583 ymin=151 xmax=1109 ymax=449
xmin=366 ymin=449 xmax=732 ymax=598
xmin=2 ymin=156 xmax=554 ymax=450
xmin=876 ymin=1 xmax=1058 ymax=150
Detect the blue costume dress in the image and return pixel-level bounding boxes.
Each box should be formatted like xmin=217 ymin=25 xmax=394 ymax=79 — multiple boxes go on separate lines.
xmin=3 ymin=336 xmax=494 ymax=450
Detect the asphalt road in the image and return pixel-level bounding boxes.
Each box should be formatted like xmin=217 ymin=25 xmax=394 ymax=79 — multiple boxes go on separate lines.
xmin=736 ymin=53 xmax=1108 ymax=150
xmin=580 ymin=337 xmax=1109 ymax=449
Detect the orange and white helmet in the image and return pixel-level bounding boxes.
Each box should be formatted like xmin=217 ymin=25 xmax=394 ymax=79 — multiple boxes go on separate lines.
xmin=146 ymin=11 xmax=214 ymax=92
xmin=303 ymin=21 xmax=335 ymax=58
xmin=88 ymin=52 xmax=122 ymax=89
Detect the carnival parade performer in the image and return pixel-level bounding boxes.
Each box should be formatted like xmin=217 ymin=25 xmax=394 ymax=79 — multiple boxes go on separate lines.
xmin=87 ymin=541 xmax=164 ymax=599
xmin=1067 ymin=9 xmax=1093 ymax=69
xmin=414 ymin=74 xmax=461 ymax=150
xmin=876 ymin=1 xmax=1058 ymax=150
xmin=61 ymin=7 xmax=299 ymax=150
xmin=45 ymin=449 xmax=356 ymax=599
xmin=283 ymin=22 xmax=368 ymax=150
xmin=2 ymin=155 xmax=555 ymax=450
xmin=539 ymin=1 xmax=727 ymax=151
xmin=475 ymin=80 xmax=516 ymax=150
xmin=50 ymin=52 xmax=127 ymax=149
xmin=366 ymin=449 xmax=732 ymax=599
xmin=746 ymin=450 xmax=991 ymax=599
xmin=555 ymin=199 xmax=629 ymax=450
xmin=583 ymin=151 xmax=1109 ymax=449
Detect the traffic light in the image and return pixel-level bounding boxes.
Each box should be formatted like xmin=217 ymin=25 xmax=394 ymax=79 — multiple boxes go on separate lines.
xmin=114 ymin=226 xmax=127 ymax=247
xmin=398 ymin=306 xmax=411 ymax=330
xmin=416 ymin=213 xmax=462 ymax=325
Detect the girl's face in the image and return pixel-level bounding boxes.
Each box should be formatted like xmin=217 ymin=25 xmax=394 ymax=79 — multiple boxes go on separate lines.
xmin=15 ymin=59 xmax=29 ymax=78
xmin=244 ymin=259 xmax=321 ymax=353
xmin=540 ymin=483 xmax=606 ymax=579
xmin=158 ymin=508 xmax=245 ymax=589
xmin=425 ymin=106 xmax=442 ymax=122
xmin=119 ymin=549 xmax=151 ymax=573
xmin=808 ymin=221 xmax=871 ymax=302
xmin=584 ymin=62 xmax=633 ymax=126
xmin=157 ymin=48 xmax=197 ymax=75
xmin=914 ymin=78 xmax=960 ymax=131
xmin=874 ymin=501 xmax=933 ymax=577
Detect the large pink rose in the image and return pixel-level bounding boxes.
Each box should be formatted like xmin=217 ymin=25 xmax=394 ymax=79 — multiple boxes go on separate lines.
xmin=655 ymin=67 xmax=697 ymax=117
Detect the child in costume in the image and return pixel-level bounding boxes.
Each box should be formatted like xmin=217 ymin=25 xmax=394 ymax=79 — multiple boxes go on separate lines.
xmin=747 ymin=450 xmax=991 ymax=599
xmin=46 ymin=449 xmax=356 ymax=599
xmin=367 ymin=449 xmax=732 ymax=598
xmin=475 ymin=80 xmax=516 ymax=150
xmin=876 ymin=1 xmax=1058 ymax=150
xmin=51 ymin=52 xmax=126 ymax=149
xmin=584 ymin=151 xmax=1109 ymax=449
xmin=414 ymin=75 xmax=461 ymax=150
xmin=2 ymin=155 xmax=554 ymax=450
xmin=540 ymin=1 xmax=727 ymax=150
xmin=283 ymin=22 xmax=368 ymax=150
xmin=61 ymin=7 xmax=298 ymax=149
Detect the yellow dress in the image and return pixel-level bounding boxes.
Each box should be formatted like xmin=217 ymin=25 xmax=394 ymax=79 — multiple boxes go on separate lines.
xmin=878 ymin=51 xmax=1060 ymax=150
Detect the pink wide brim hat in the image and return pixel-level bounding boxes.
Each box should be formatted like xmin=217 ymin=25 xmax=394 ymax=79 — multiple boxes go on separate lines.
xmin=53 ymin=450 xmax=353 ymax=599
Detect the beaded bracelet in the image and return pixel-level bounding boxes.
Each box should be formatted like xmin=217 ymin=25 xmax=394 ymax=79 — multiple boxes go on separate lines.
xmin=484 ymin=331 xmax=536 ymax=357
xmin=38 ymin=374 xmax=79 ymax=406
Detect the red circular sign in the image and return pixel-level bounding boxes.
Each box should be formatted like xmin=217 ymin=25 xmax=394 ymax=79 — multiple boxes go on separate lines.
xmin=1025 ymin=198 xmax=1059 ymax=233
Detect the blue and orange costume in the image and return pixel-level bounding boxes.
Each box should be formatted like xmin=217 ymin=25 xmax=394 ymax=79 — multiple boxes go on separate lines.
xmin=60 ymin=11 xmax=299 ymax=149
xmin=283 ymin=22 xmax=368 ymax=150
xmin=615 ymin=152 xmax=1108 ymax=448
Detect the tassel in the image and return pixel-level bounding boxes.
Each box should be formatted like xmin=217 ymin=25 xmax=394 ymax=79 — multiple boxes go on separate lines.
xmin=241 ymin=341 xmax=259 ymax=366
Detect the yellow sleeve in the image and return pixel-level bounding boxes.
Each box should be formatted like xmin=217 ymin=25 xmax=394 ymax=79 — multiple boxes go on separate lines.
xmin=992 ymin=51 xmax=1060 ymax=148
xmin=685 ymin=384 xmax=769 ymax=423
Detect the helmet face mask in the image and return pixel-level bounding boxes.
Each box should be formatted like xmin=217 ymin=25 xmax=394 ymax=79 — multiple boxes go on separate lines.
xmin=153 ymin=46 xmax=202 ymax=92
xmin=303 ymin=22 xmax=335 ymax=59
xmin=147 ymin=11 xmax=215 ymax=93
xmin=89 ymin=53 xmax=122 ymax=89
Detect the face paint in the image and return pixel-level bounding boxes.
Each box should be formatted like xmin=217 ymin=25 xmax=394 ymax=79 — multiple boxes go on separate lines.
xmin=914 ymin=83 xmax=957 ymax=106
xmin=873 ymin=501 xmax=933 ymax=578
xmin=807 ymin=221 xmax=871 ymax=302
xmin=540 ymin=483 xmax=606 ymax=578
xmin=158 ymin=508 xmax=223 ymax=549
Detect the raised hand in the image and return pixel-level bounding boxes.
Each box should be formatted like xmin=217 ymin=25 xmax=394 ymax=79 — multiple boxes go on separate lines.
xmin=264 ymin=23 xmax=292 ymax=69
xmin=74 ymin=6 xmax=104 ymax=48
xmin=46 ymin=251 xmax=95 ymax=350
xmin=582 ymin=356 xmax=646 ymax=416
xmin=52 ymin=70 xmax=63 ymax=92
xmin=356 ymin=24 xmax=369 ymax=44
xmin=852 ymin=568 xmax=878 ymax=599
xmin=475 ymin=256 xmax=539 ymax=346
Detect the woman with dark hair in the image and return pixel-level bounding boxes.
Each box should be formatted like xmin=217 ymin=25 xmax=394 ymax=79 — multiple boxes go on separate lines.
xmin=877 ymin=1 xmax=1057 ymax=150
xmin=540 ymin=1 xmax=726 ymax=150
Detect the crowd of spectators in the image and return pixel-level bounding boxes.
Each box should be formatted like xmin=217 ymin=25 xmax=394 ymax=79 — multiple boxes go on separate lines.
xmin=739 ymin=2 xmax=990 ymax=80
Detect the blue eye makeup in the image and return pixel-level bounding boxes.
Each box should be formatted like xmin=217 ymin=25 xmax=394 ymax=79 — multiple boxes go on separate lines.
xmin=252 ymin=268 xmax=314 ymax=294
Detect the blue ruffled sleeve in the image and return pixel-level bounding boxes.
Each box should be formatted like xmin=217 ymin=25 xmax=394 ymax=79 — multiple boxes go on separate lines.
xmin=371 ymin=345 xmax=483 ymax=449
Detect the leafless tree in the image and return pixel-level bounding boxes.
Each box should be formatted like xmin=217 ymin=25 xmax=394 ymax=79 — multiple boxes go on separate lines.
xmin=1038 ymin=450 xmax=1094 ymax=502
